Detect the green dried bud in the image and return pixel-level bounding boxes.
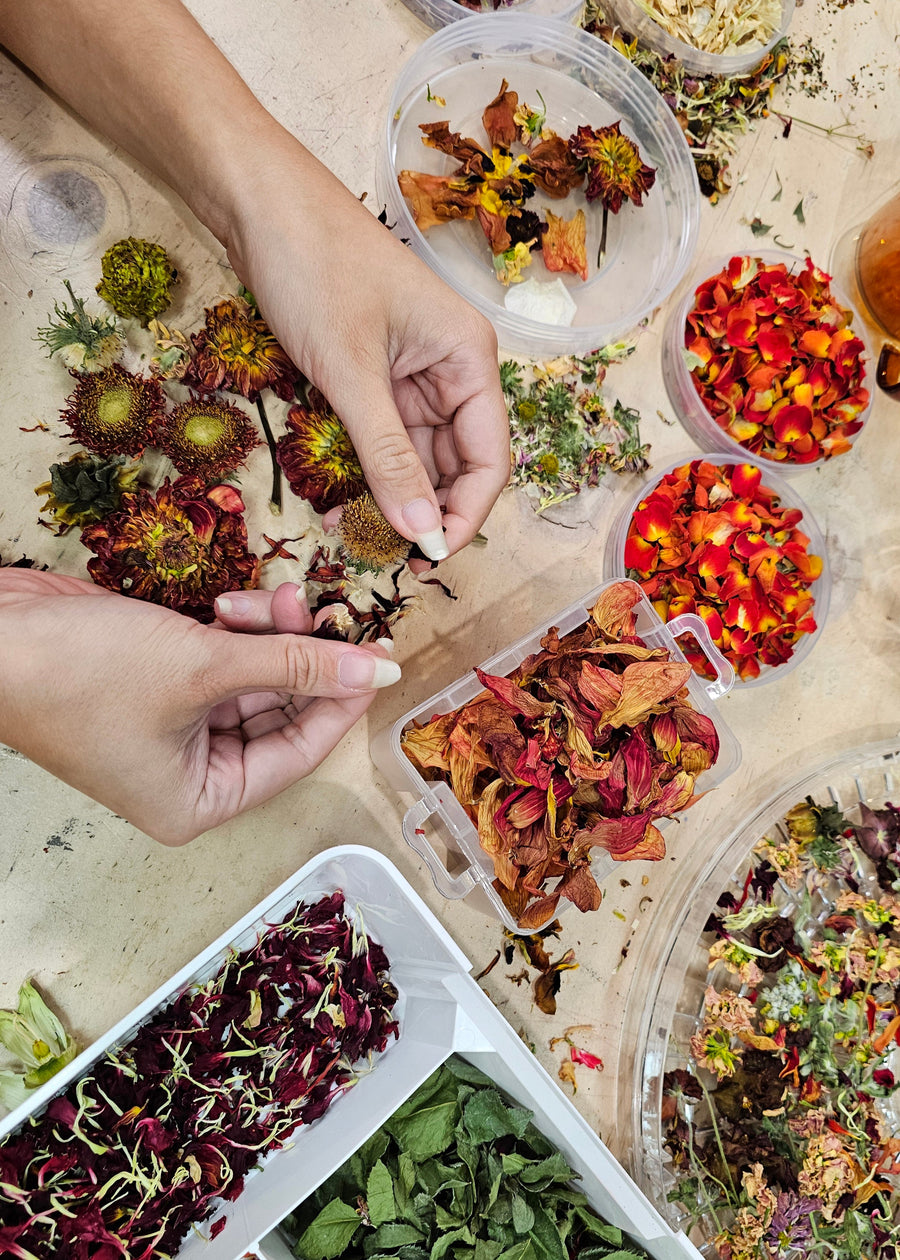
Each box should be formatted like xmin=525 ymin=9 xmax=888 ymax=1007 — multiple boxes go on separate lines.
xmin=96 ymin=236 xmax=177 ymax=326
xmin=35 ymin=281 xmax=123 ymax=374
xmin=36 ymin=451 xmax=141 ymax=531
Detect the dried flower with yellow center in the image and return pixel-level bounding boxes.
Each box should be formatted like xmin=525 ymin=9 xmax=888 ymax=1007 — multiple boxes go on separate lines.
xmin=568 ymin=122 xmax=656 ymax=213
xmin=338 ymin=493 xmax=411 ymax=574
xmin=184 ymin=296 xmax=300 ymax=402
xmin=96 ymin=237 xmax=177 ymax=326
xmin=60 ymin=363 xmax=165 ymax=457
xmin=276 ymin=389 xmax=366 ymax=513
xmin=155 ymin=395 xmax=260 ymax=476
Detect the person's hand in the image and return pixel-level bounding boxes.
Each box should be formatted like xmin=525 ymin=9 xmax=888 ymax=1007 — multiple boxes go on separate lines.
xmin=0 ymin=570 xmax=398 ymax=845
xmin=222 ymin=145 xmax=511 ymax=569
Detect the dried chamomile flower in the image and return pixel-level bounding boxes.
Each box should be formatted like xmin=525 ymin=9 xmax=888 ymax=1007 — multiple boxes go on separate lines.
xmin=35 ymin=281 xmax=124 ymax=374
xmin=96 ymin=236 xmax=177 ymax=326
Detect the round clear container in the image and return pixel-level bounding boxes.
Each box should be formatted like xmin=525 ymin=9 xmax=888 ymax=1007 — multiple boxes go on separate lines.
xmin=617 ymin=737 xmax=900 ymax=1249
xmin=602 ymin=453 xmax=832 ymax=688
xmin=599 ymin=0 xmax=795 ymax=78
xmin=663 ymin=250 xmax=874 ymax=474
xmin=401 ymin=0 xmax=584 ymax=30
xmin=377 ymin=14 xmax=701 ymax=357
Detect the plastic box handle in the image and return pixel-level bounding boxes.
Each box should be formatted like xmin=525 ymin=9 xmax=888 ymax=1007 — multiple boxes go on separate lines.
xmin=401 ymin=799 xmax=478 ymax=900
xmin=666 ymin=613 xmax=735 ymax=700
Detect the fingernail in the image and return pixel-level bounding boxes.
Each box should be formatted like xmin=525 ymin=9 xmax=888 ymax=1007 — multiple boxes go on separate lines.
xmin=402 ymin=498 xmax=449 ymax=561
xmin=295 ymin=582 xmax=309 ymax=608
xmin=216 ymin=594 xmax=251 ymax=616
xmin=339 ymin=651 xmax=402 ymax=690
xmin=375 ymin=636 xmax=394 ymax=655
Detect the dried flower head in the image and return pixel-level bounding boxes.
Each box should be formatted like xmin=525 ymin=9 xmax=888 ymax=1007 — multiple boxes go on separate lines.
xmin=60 ymin=363 xmax=165 ymax=457
xmin=35 ymin=281 xmax=123 ymax=374
xmin=35 ymin=452 xmax=141 ymax=533
xmin=155 ymin=395 xmax=260 ymax=476
xmin=338 ymin=493 xmax=411 ymax=574
xmin=96 ymin=236 xmax=177 ymax=326
xmin=184 ymin=296 xmax=300 ymax=402
xmin=276 ymin=390 xmax=366 ymax=513
xmin=81 ymin=475 xmax=259 ymax=621
xmin=568 ymin=122 xmax=656 ymax=213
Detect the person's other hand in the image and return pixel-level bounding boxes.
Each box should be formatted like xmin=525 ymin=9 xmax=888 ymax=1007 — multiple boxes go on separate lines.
xmin=222 ymin=150 xmax=511 ymax=571
xmin=0 ymin=570 xmax=398 ymax=844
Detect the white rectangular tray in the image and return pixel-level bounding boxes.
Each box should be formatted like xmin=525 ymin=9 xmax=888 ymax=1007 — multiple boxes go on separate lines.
xmin=1 ymin=846 xmax=700 ymax=1260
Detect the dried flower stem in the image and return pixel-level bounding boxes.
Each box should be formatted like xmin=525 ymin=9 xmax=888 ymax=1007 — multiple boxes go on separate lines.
xmin=255 ymin=394 xmax=282 ymax=514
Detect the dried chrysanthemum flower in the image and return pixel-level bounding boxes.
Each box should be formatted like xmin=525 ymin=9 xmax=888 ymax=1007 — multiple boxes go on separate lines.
xmin=154 ymin=394 xmax=260 ymax=476
xmin=60 ymin=363 xmax=165 ymax=457
xmin=338 ymin=493 xmax=411 ymax=574
xmin=81 ymin=475 xmax=259 ymax=621
xmin=183 ymin=296 xmax=300 ymax=402
xmin=35 ymin=452 xmax=141 ymax=533
xmin=568 ymin=122 xmax=656 ymax=213
xmin=35 ymin=281 xmax=124 ymax=374
xmin=276 ymin=389 xmax=366 ymax=512
xmin=96 ymin=236 xmax=177 ymax=326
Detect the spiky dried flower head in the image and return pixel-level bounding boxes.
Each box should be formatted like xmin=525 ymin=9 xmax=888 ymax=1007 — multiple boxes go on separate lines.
xmin=81 ymin=475 xmax=259 ymax=622
xmin=183 ymin=296 xmax=300 ymax=402
xmin=338 ymin=493 xmax=411 ymax=574
xmin=96 ymin=237 xmax=177 ymax=326
xmin=60 ymin=363 xmax=165 ymax=457
xmin=568 ymin=122 xmax=656 ymax=213
xmin=36 ymin=281 xmax=124 ymax=374
xmin=35 ymin=452 xmax=141 ymax=533
xmin=154 ymin=394 xmax=260 ymax=476
xmin=276 ymin=388 xmax=366 ymax=513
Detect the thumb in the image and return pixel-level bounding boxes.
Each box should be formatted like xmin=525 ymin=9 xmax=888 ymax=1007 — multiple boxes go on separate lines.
xmin=334 ymin=380 xmax=449 ymax=562
xmin=206 ymin=629 xmax=401 ymax=702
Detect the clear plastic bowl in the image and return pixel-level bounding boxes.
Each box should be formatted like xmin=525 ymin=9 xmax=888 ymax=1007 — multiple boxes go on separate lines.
xmin=602 ymin=453 xmax=832 ymax=688
xmin=617 ymin=737 xmax=900 ymax=1249
xmin=598 ymin=0 xmax=795 ymax=78
xmin=663 ymin=250 xmax=874 ymax=473
xmin=377 ymin=14 xmax=700 ymax=357
xmin=370 ymin=577 xmax=741 ymax=935
xmin=401 ymin=0 xmax=584 ymax=31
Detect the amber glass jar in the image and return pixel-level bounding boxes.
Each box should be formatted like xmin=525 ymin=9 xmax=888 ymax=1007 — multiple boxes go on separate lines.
xmin=857 ymin=190 xmax=900 ymax=338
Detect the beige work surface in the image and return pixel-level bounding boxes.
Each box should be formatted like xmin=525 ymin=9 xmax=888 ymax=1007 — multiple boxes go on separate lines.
xmin=1 ymin=0 xmax=899 ymax=1178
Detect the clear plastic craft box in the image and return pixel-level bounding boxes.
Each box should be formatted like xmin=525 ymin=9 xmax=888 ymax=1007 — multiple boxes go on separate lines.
xmin=400 ymin=0 xmax=584 ymax=31
xmin=598 ymin=0 xmax=795 ymax=78
xmin=370 ymin=578 xmax=741 ymax=935
xmin=602 ymin=455 xmax=832 ymax=688
xmin=1 ymin=846 xmax=705 ymax=1260
xmin=377 ymin=15 xmax=700 ymax=357
xmin=662 ymin=250 xmax=874 ymax=473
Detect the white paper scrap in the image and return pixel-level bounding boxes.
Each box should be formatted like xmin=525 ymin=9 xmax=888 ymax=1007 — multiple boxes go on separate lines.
xmin=504 ymin=277 xmax=577 ymax=327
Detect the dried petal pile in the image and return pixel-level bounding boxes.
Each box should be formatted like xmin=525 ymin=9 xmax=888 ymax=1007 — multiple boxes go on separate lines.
xmin=633 ymin=0 xmax=781 ymax=56
xmin=0 ymin=892 xmax=399 ymax=1259
xmin=401 ymin=581 xmax=719 ymax=929
xmin=664 ymin=796 xmax=900 ymax=1259
xmin=684 ymin=255 xmax=869 ymax=463
xmin=399 ymin=80 xmax=653 ymax=286
xmin=624 ymin=459 xmax=823 ymax=683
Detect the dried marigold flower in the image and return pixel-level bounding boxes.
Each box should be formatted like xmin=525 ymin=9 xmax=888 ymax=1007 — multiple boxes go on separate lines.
xmin=276 ymin=390 xmax=366 ymax=513
xmin=36 ymin=281 xmax=124 ymax=374
xmin=183 ymin=296 xmax=300 ymax=402
xmin=338 ymin=493 xmax=411 ymax=574
xmin=35 ymin=452 xmax=141 ymax=533
xmin=568 ymin=122 xmax=656 ymax=213
xmin=154 ymin=395 xmax=260 ymax=476
xmin=81 ymin=475 xmax=259 ymax=621
xmin=60 ymin=363 xmax=165 ymax=457
xmin=96 ymin=236 xmax=177 ymax=326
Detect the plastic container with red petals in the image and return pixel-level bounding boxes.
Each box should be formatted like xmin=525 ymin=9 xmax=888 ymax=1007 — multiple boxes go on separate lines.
xmin=603 ymin=454 xmax=832 ymax=688
xmin=662 ymin=251 xmax=873 ymax=473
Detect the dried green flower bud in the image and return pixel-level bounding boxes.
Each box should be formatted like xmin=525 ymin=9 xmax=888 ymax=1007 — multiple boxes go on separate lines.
xmin=36 ymin=452 xmax=141 ymax=532
xmin=96 ymin=236 xmax=177 ymax=326
xmin=36 ymin=281 xmax=124 ymax=374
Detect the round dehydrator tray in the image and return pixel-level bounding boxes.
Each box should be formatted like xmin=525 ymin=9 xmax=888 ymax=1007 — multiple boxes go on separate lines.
xmin=619 ymin=737 xmax=900 ymax=1253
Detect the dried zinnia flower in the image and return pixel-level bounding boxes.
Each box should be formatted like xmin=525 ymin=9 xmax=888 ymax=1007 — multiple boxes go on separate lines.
xmin=96 ymin=236 xmax=177 ymax=326
xmin=154 ymin=395 xmax=260 ymax=476
xmin=568 ymin=123 xmax=656 ymax=213
xmin=81 ymin=475 xmax=259 ymax=621
xmin=35 ymin=452 xmax=141 ymax=533
xmin=339 ymin=493 xmax=411 ymax=573
xmin=35 ymin=281 xmax=123 ymax=374
xmin=276 ymin=389 xmax=366 ymax=512
xmin=183 ymin=296 xmax=300 ymax=402
xmin=60 ymin=363 xmax=165 ymax=457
